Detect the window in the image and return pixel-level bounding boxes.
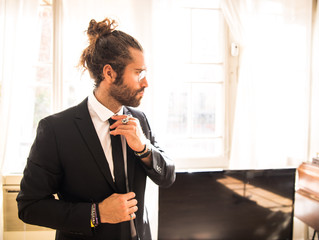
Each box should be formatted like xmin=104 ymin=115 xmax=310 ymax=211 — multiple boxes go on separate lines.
xmin=152 ymin=0 xmax=228 ymax=170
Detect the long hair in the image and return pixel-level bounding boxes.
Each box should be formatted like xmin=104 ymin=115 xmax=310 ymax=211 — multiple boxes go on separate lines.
xmin=79 ymin=18 xmax=143 ymax=87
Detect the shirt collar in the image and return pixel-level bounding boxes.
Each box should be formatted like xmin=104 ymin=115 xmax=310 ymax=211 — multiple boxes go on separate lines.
xmin=88 ymin=92 xmax=123 ymax=122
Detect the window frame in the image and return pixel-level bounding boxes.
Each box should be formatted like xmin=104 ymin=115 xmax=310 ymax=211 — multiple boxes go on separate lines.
xmin=153 ymin=4 xmax=231 ymax=170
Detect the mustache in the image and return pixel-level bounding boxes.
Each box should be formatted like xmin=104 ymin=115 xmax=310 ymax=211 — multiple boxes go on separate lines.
xmin=136 ymin=87 xmax=145 ymax=94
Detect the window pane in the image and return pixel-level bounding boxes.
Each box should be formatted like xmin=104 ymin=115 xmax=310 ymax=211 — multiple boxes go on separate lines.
xmin=191 ymin=9 xmax=223 ymax=63
xmin=62 ymin=72 xmax=93 ymax=108
xmin=191 ymin=83 xmax=223 ymax=137
xmin=34 ymin=86 xmax=51 ymax=128
xmin=176 ymin=8 xmax=192 ymax=63
xmin=180 ymin=0 xmax=221 ymax=9
xmin=38 ymin=6 xmax=52 ymax=63
xmin=180 ymin=63 xmax=224 ymax=83
xmin=166 ymin=138 xmax=223 ymax=160
xmin=35 ymin=64 xmax=52 ymax=84
xmin=166 ymin=87 xmax=189 ymax=136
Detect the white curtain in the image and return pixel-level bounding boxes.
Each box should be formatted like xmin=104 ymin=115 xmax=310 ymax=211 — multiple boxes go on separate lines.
xmin=0 ymin=0 xmax=40 ymax=173
xmin=0 ymin=0 xmax=39 ymax=238
xmin=310 ymin=1 xmax=319 ymax=160
xmin=221 ymin=0 xmax=313 ymax=169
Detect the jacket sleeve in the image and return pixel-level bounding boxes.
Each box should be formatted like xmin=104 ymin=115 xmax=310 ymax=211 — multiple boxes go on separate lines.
xmin=138 ymin=112 xmax=176 ymax=188
xmin=16 ymin=118 xmax=93 ymax=237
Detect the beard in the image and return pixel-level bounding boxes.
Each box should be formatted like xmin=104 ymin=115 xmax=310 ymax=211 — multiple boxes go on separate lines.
xmin=109 ymin=79 xmax=145 ymax=107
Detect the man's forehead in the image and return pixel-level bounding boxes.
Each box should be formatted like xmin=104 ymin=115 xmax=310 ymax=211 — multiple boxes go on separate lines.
xmin=127 ymin=48 xmax=146 ymax=69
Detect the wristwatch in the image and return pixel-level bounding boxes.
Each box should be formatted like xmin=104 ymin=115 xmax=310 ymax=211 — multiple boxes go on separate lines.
xmin=134 ymin=140 xmax=152 ymax=158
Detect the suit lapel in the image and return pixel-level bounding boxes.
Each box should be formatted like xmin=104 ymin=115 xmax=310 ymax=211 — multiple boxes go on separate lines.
xmin=74 ymin=98 xmax=117 ymax=191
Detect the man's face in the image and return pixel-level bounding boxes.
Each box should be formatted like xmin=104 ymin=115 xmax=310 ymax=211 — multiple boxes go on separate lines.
xmin=109 ymin=48 xmax=148 ymax=107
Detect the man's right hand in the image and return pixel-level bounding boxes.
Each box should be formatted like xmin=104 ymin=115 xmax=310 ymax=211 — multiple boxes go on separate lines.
xmin=98 ymin=192 xmax=138 ymax=223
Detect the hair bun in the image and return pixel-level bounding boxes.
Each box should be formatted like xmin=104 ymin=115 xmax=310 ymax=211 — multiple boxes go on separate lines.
xmin=87 ymin=18 xmax=118 ymax=43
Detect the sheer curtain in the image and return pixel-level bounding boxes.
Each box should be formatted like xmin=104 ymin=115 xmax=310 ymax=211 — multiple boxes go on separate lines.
xmin=0 ymin=0 xmax=39 ymax=238
xmin=0 ymin=0 xmax=40 ymax=170
xmin=221 ymin=0 xmax=313 ymax=169
xmin=310 ymin=1 xmax=319 ymax=160
xmin=0 ymin=0 xmax=40 ymax=172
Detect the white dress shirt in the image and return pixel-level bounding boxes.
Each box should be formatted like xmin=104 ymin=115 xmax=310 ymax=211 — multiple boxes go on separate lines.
xmin=87 ymin=92 xmax=127 ymax=182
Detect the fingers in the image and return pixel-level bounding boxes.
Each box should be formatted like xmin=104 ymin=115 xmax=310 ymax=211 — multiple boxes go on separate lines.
xmin=109 ymin=115 xmax=146 ymax=154
xmin=127 ymin=199 xmax=138 ymax=208
xmin=122 ymin=192 xmax=138 ymax=221
xmin=125 ymin=191 xmax=136 ymax=200
xmin=110 ymin=115 xmax=135 ymax=129
xmin=98 ymin=192 xmax=138 ymax=224
xmin=124 ymin=192 xmax=138 ymax=210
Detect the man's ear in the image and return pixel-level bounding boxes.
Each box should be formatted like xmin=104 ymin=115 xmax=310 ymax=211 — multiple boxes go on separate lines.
xmin=102 ymin=64 xmax=116 ymax=83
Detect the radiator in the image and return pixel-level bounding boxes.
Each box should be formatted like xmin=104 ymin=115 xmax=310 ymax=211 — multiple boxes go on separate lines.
xmin=3 ymin=175 xmax=55 ymax=240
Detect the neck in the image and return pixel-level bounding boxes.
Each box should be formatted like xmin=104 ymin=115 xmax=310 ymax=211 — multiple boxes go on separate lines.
xmin=94 ymin=88 xmax=122 ymax=113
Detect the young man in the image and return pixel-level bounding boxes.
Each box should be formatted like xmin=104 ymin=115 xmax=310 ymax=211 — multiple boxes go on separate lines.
xmin=17 ymin=18 xmax=175 ymax=240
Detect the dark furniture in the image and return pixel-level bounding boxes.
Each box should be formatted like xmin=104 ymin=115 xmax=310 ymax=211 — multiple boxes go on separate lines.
xmin=295 ymin=162 xmax=319 ymax=238
xmin=158 ymin=168 xmax=296 ymax=240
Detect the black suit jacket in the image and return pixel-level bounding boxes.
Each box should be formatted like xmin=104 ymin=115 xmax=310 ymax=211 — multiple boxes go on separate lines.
xmin=17 ymin=98 xmax=175 ymax=240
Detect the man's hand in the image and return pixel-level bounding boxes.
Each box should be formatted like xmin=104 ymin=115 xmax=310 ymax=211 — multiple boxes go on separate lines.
xmin=109 ymin=115 xmax=147 ymax=153
xmin=98 ymin=192 xmax=138 ymax=224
